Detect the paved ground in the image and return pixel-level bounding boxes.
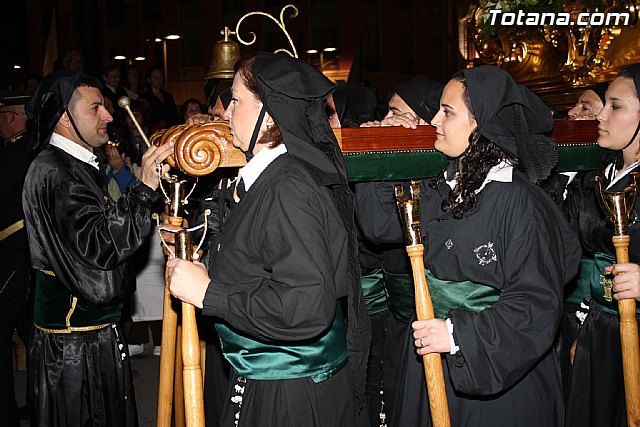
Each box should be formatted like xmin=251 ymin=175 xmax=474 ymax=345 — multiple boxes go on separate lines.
xmin=14 ymin=342 xmax=161 ymax=427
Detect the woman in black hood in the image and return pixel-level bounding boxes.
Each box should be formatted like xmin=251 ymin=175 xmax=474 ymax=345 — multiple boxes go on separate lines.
xmin=167 ymin=52 xmax=370 ymax=427
xmin=564 ymin=64 xmax=640 ymax=427
xmin=357 ymin=65 xmax=580 ymax=426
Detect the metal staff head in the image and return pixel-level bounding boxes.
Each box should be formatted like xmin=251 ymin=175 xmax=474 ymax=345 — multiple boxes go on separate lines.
xmin=594 ymin=172 xmax=639 ymax=237
xmin=118 ymin=96 xmax=150 ymax=148
xmin=394 ymin=180 xmax=422 ymax=246
xmin=158 ymin=175 xmax=198 ymax=226
xmin=153 ymin=209 xmax=211 ymax=260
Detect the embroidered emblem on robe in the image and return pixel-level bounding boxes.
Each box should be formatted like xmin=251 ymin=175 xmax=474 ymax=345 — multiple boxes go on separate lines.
xmin=474 ymin=241 xmax=497 ymax=266
xmin=599 ymin=274 xmax=614 ymax=302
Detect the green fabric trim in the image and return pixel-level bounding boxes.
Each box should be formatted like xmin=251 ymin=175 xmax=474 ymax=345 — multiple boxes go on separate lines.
xmin=382 ymin=270 xmax=415 ymax=324
xmin=382 ymin=269 xmax=501 ymax=322
xmin=590 ymin=252 xmax=640 ymax=318
xmin=426 ymin=270 xmax=500 ymax=319
xmin=343 ymin=144 xmax=608 ymax=182
xmin=216 ymin=303 xmax=348 ymax=382
xmin=564 ymin=258 xmax=595 ymax=310
xmin=33 ymin=271 xmax=122 ymax=330
xmin=360 ymin=268 xmax=388 ymax=315
xmin=555 ymin=144 xmax=608 ymax=173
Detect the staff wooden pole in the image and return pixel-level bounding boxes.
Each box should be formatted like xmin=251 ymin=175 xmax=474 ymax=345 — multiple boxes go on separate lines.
xmin=612 ymin=236 xmax=640 ymax=427
xmin=406 ymin=244 xmax=451 ymax=427
xmin=394 ymin=182 xmax=450 ymax=427
xmin=157 ymin=265 xmax=178 ymax=427
xmin=174 ymin=325 xmax=186 ymax=427
xmin=156 ymin=208 xmax=205 ymax=426
xmin=176 ymin=231 xmax=205 ymax=427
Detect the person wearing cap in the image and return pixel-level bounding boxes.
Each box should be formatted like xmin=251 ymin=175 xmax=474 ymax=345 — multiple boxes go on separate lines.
xmin=186 ymin=87 xmax=232 ymax=125
xmin=360 ymin=75 xmax=443 ymax=129
xmin=357 ymin=65 xmax=580 ymax=426
xmin=547 ymin=81 xmax=610 ymax=405
xmin=166 ymin=52 xmax=371 ymax=426
xmin=353 ymin=78 xmax=443 ymax=425
xmin=0 ymin=90 xmax=32 ymax=426
xmin=22 ymin=70 xmax=174 ymax=426
xmin=564 ymin=64 xmax=640 ymax=427
xmin=567 ymin=82 xmax=608 ymax=120
xmin=328 ymin=86 xmax=384 ymax=129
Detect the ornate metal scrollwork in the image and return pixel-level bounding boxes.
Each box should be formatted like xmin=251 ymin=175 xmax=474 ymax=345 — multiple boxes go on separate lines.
xmin=234 ymin=4 xmax=299 ymax=58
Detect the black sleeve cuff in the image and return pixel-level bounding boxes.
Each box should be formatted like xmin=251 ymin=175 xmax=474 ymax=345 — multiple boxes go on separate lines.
xmin=128 ymin=182 xmax=161 ymax=207
xmin=202 ymin=279 xmax=228 ymax=318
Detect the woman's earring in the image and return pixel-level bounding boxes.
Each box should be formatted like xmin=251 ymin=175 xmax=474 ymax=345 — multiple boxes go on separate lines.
xmin=266 ymin=122 xmax=273 ymax=130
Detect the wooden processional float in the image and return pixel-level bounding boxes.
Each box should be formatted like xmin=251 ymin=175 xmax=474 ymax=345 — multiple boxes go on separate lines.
xmin=152 ymin=119 xmax=605 ymax=179
xmin=151 ymin=118 xmax=638 ymax=427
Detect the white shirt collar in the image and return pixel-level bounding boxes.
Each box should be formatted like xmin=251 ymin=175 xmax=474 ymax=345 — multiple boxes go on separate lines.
xmin=239 ymin=143 xmax=288 ymax=191
xmin=50 ymin=132 xmax=100 ymax=170
xmin=605 ymin=160 xmax=640 ymax=190
xmin=445 ymin=160 xmax=513 ymax=193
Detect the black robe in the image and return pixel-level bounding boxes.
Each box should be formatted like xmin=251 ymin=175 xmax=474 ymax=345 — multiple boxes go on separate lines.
xmin=564 ymin=163 xmax=640 ymax=427
xmin=22 ymin=143 xmax=160 ymax=427
xmin=356 ymin=170 xmax=580 ymax=427
xmin=201 ymin=153 xmax=360 ymax=427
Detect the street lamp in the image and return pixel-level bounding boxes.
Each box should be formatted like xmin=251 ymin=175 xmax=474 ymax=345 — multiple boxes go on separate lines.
xmin=306 ymin=47 xmax=338 ymax=71
xmin=156 ymin=34 xmax=182 ymax=81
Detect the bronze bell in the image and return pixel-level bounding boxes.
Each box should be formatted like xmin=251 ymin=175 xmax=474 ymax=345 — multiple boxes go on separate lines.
xmin=207 ymin=27 xmax=240 ymax=79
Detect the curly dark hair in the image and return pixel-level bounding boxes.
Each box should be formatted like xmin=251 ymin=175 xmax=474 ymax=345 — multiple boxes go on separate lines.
xmin=437 ymin=72 xmax=516 ymax=218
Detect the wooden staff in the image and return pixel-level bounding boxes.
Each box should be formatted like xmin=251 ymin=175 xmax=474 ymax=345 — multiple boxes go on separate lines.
xmin=157 ymin=262 xmax=178 ymax=427
xmin=595 ymin=174 xmax=640 ymax=426
xmin=175 ymin=231 xmax=205 ymax=427
xmin=395 ymin=181 xmax=451 ymax=427
xmin=152 ymin=170 xmax=203 ymax=427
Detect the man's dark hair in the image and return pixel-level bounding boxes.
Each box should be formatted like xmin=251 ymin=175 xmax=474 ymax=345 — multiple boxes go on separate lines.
xmin=67 ymin=76 xmax=103 ymax=111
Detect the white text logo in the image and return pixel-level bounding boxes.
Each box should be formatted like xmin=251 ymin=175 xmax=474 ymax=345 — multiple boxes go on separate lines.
xmin=488 ymin=10 xmax=630 ymax=27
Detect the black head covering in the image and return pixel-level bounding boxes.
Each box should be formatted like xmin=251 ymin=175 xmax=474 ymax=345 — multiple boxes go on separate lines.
xmin=461 ymin=65 xmax=557 ymax=182
xmin=253 ymin=52 xmax=346 ymax=183
xmin=26 ymin=70 xmax=102 ymax=153
xmin=252 ymin=52 xmax=370 ymax=413
xmin=586 ymin=81 xmax=609 ymax=105
xmin=332 ymin=86 xmax=381 ymax=128
xmin=219 ymin=87 xmax=232 ymax=110
xmin=394 ymin=75 xmax=444 ymax=123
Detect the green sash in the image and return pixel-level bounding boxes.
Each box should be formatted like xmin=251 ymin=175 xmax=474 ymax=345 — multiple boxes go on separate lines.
xmin=426 ymin=270 xmax=501 ymax=319
xmin=33 ymin=270 xmax=122 ymax=333
xmin=361 ymin=268 xmax=388 ymax=315
xmin=216 ymin=303 xmax=348 ymax=382
xmin=383 ymin=270 xmax=415 ymax=323
xmin=382 ymin=269 xmax=501 ymax=322
xmin=564 ymin=258 xmax=594 ymax=310
xmin=590 ymin=252 xmax=640 ymax=318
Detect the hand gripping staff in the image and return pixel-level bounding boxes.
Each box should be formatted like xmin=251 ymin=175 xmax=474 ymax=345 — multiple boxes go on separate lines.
xmin=595 ymin=172 xmax=640 ymax=427
xmin=395 ymin=181 xmax=451 ymax=427
xmin=154 ymin=208 xmax=210 ymax=427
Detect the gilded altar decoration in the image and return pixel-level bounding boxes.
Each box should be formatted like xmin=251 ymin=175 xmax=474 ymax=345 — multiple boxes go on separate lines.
xmin=468 ymin=1 xmax=640 ymax=98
